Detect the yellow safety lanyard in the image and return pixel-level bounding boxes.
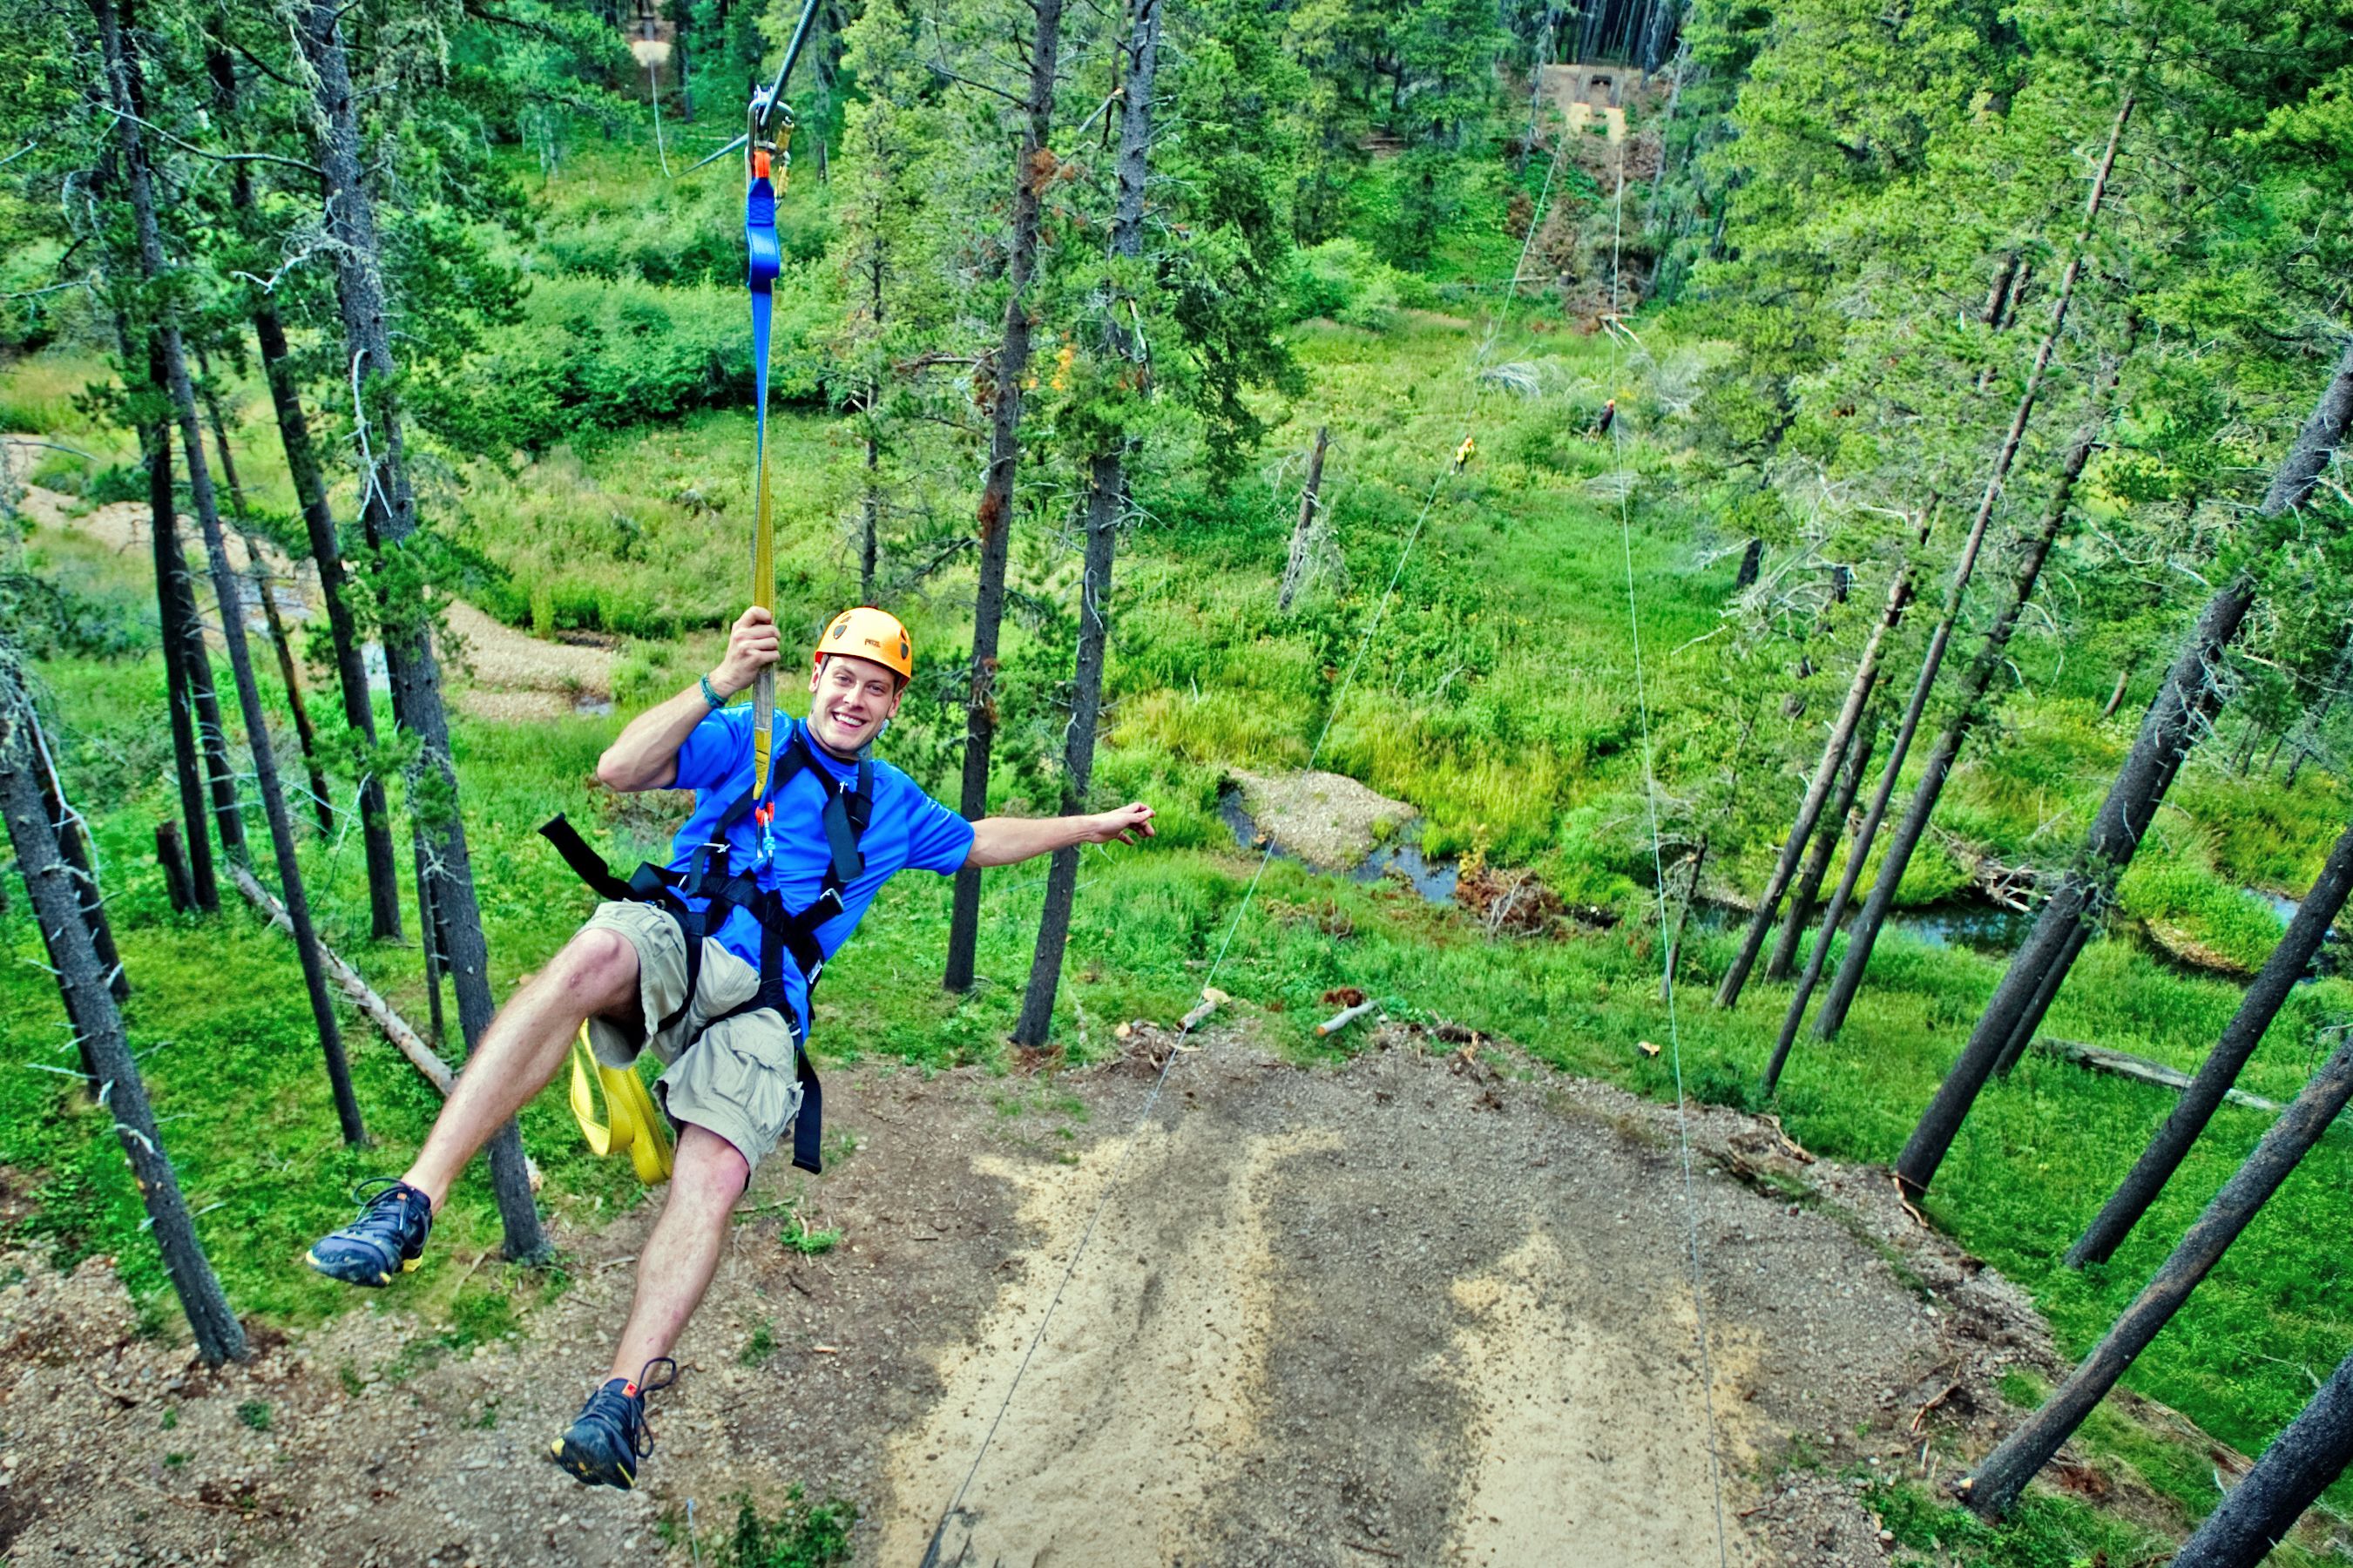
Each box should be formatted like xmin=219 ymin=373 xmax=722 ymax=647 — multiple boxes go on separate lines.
xmin=568 ymin=1024 xmax=675 ymax=1185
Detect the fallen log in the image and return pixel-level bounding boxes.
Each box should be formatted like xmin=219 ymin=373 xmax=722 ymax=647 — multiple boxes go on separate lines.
xmin=1316 ymin=997 xmax=1379 ymax=1037
xmin=1180 ymin=986 xmax=1229 ymax=1032
xmin=2033 ymin=1036 xmax=2282 ymax=1114
xmin=229 ymin=862 xmax=454 ymax=1094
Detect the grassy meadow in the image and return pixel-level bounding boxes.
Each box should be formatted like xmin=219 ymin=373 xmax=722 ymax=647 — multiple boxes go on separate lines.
xmin=4 ymin=139 xmax=2351 ymax=1565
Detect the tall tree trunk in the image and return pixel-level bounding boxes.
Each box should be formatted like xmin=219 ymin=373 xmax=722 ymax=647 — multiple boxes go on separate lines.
xmin=295 ymin=0 xmax=546 ymax=1260
xmin=1814 ymin=411 xmax=2104 ymax=1038
xmin=193 ymin=351 xmax=335 ymax=838
xmin=1809 ymin=98 xmax=2133 ymax=1041
xmin=1764 ymin=697 xmax=1876 ymax=982
xmin=1733 ymin=537 xmax=1762 ymax=591
xmin=98 ymin=0 xmax=366 ymax=1146
xmin=854 ymin=211 xmax=886 ymax=604
xmin=2101 ymin=659 xmax=2134 ymax=719
xmin=1011 ymin=0 xmax=1159 ymax=1047
xmin=205 ymin=36 xmax=402 ymax=940
xmin=942 ymin=0 xmax=1067 ymax=994
xmin=1980 ymin=251 xmax=2018 ymax=326
xmin=141 ymin=401 xmax=217 ymax=912
xmin=1715 ymin=564 xmax=1913 ymax=1008
xmin=0 ymin=663 xmax=246 ymax=1366
xmin=23 ymin=712 xmax=105 ymax=1085
xmin=2067 ymin=818 xmax=2353 ymax=1267
xmin=1663 ymin=832 xmax=1708 ymax=1001
xmin=146 ymin=335 xmax=246 ymax=869
xmin=28 ymin=709 xmax=126 ymax=1009
xmin=1960 ymin=1031 xmax=2353 ymax=1519
xmin=416 ymin=822 xmax=448 ymax=1048
xmin=1280 ymin=426 xmax=1331 ymax=613
xmin=1894 ymin=336 xmax=2353 ymax=1198
xmin=2166 ymin=1348 xmax=2353 ymax=1568
xmin=1011 ymin=459 xmax=1124 ymax=1045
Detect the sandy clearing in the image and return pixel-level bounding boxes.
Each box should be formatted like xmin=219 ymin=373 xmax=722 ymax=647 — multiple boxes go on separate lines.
xmin=8 ymin=442 xmax=613 ymax=713
xmin=889 ymin=1126 xmax=1340 ymax=1567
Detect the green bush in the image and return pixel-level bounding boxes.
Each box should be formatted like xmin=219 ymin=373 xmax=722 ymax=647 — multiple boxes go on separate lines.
xmin=1289 ymin=239 xmax=1407 ymax=332
xmin=412 ymin=271 xmax=830 ymax=456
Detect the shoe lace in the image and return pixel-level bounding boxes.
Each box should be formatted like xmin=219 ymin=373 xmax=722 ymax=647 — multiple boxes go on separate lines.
xmin=344 ymin=1178 xmax=427 ymax=1233
xmin=619 ymin=1357 xmax=678 ymax=1460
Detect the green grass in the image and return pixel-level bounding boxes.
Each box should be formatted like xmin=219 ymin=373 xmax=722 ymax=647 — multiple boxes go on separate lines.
xmin=714 ymin=1490 xmax=855 ymax=1568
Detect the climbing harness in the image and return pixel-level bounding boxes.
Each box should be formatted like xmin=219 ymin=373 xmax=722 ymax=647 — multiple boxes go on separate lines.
xmin=540 ymin=726 xmax=872 ymax=1176
xmin=547 ymin=0 xmax=843 ymax=1179
xmin=569 ymin=1023 xmax=675 ymax=1183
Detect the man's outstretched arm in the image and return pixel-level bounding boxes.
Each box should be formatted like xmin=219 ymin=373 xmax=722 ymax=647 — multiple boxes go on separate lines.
xmin=966 ymin=802 xmax=1155 ymax=868
xmin=597 ymin=606 xmax=780 ymax=792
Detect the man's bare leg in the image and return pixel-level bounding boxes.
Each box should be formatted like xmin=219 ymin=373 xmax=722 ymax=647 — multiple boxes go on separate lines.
xmin=402 ymin=926 xmax=643 ymax=1211
xmin=605 ymin=1124 xmax=748 ymax=1381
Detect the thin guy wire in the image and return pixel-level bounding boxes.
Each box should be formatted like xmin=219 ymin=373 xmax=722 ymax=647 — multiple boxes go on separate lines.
xmin=1606 ymin=155 xmax=1730 ymax=1566
xmin=929 ymin=105 xmax=1573 ymax=1563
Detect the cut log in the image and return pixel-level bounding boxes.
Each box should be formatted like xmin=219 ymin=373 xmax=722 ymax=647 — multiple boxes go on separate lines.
xmin=1180 ymin=987 xmax=1227 ymax=1032
xmin=228 ymin=861 xmax=454 ymax=1094
xmin=1316 ymin=998 xmax=1380 ymax=1037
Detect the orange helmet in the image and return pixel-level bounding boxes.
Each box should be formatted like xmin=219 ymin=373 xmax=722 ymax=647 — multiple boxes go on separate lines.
xmin=815 ymin=606 xmax=914 ymax=682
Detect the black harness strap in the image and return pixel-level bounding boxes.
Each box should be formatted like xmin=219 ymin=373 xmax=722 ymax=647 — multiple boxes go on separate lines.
xmin=538 ymin=728 xmax=872 ymax=1173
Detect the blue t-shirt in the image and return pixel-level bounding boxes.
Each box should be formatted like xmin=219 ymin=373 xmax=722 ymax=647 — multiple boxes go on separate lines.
xmin=667 ymin=711 xmax=974 ymax=1025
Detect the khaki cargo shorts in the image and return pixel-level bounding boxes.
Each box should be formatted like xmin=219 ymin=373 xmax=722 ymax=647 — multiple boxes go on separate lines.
xmin=578 ymin=900 xmax=806 ymax=1176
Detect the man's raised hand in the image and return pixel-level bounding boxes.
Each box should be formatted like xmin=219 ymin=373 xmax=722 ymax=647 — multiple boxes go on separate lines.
xmin=1082 ymin=803 xmax=1157 ymax=846
xmin=710 ymin=605 xmax=781 ymax=699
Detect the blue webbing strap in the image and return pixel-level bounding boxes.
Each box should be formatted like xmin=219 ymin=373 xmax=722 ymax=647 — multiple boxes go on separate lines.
xmin=745 ymin=146 xmax=783 ymax=816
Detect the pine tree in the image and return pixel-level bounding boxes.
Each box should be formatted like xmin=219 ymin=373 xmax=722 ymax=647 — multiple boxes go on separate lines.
xmin=293 ymin=0 xmax=547 ymax=1259
xmin=96 ymin=0 xmax=366 ymax=1146
xmin=943 ymin=0 xmax=1068 ymax=994
xmin=1012 ymin=0 xmax=1163 ymax=1048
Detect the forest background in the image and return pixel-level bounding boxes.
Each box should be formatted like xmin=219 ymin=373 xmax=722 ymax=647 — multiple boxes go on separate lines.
xmin=2 ymin=0 xmax=2351 ymax=1559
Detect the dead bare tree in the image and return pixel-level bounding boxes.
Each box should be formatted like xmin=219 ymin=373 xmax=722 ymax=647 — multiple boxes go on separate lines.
xmin=1894 ymin=335 xmax=2353 ymax=1199
xmin=1961 ymin=1026 xmax=2353 ymax=1518
xmin=1 ymin=652 xmax=246 ymax=1366
xmin=2067 ymin=815 xmax=2353 ymax=1267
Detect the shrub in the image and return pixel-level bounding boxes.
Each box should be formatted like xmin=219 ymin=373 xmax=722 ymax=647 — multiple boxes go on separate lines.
xmin=1288 ymin=240 xmax=1407 ymax=332
xmin=412 ymin=271 xmax=830 ymax=456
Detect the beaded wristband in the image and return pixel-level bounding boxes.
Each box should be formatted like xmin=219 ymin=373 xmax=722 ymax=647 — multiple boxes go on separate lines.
xmin=700 ymin=673 xmax=726 ymax=709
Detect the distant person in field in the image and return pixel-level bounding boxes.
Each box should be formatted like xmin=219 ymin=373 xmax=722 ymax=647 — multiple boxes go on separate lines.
xmin=304 ymin=605 xmax=1155 ymax=1490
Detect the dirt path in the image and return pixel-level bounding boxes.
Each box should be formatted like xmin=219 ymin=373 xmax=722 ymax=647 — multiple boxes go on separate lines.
xmin=6 ymin=439 xmax=613 ymax=720
xmin=0 ymin=1028 xmax=2056 ymax=1566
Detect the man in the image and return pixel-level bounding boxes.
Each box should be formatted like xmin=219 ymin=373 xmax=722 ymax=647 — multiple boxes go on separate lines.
xmin=305 ymin=605 xmax=1154 ymax=1490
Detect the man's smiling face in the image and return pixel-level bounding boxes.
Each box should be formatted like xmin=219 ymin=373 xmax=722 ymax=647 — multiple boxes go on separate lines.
xmin=807 ymin=652 xmax=905 ymax=755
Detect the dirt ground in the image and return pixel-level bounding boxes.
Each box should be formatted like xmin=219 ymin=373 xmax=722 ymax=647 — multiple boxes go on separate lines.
xmin=6 ymin=445 xmax=614 ymax=720
xmin=0 ymin=1024 xmax=2060 ymax=1567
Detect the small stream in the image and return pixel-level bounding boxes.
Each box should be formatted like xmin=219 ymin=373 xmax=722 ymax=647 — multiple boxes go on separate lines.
xmin=1681 ymin=895 xmax=2034 ymax=957
xmin=1218 ymin=785 xmax=2335 ymax=976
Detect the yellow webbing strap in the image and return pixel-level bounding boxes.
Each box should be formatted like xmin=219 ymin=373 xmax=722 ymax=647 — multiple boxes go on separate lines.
xmin=568 ymin=1024 xmax=674 ymax=1184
